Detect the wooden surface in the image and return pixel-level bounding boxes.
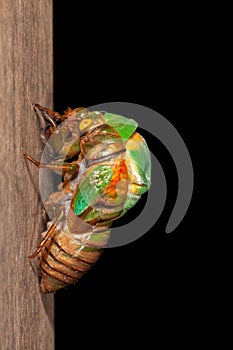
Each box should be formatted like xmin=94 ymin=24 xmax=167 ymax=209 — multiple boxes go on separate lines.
xmin=0 ymin=1 xmax=54 ymax=349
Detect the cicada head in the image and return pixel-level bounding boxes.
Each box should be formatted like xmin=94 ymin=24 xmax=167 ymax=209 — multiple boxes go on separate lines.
xmin=47 ymin=109 xmax=106 ymax=160
xmin=121 ymin=132 xmax=151 ymax=215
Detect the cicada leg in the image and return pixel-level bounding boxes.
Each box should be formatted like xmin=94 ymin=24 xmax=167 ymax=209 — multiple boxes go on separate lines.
xmin=23 ymin=153 xmax=78 ymax=174
xmin=33 ymin=104 xmax=66 ymax=145
xmin=29 ymin=221 xmax=58 ymax=259
xmin=34 ymin=103 xmax=66 ymax=125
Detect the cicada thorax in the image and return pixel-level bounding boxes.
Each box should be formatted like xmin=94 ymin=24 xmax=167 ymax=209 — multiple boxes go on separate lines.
xmin=28 ymin=105 xmax=151 ymax=293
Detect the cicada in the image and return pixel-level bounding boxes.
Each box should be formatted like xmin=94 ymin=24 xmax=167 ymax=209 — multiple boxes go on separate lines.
xmin=24 ymin=104 xmax=151 ymax=293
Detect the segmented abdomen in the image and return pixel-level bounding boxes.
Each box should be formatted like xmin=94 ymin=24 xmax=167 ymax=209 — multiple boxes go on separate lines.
xmin=39 ymin=229 xmax=102 ymax=293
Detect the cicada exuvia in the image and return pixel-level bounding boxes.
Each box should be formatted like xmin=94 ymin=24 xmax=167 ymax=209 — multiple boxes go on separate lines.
xmin=24 ymin=104 xmax=151 ymax=293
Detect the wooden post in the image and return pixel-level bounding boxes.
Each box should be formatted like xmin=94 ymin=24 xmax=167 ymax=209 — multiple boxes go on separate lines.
xmin=0 ymin=1 xmax=54 ymax=349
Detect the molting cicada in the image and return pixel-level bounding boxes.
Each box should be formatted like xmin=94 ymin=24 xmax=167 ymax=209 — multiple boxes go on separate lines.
xmin=24 ymin=104 xmax=151 ymax=293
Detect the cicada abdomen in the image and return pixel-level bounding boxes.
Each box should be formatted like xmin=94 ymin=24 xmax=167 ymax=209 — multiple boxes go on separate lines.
xmin=24 ymin=104 xmax=151 ymax=293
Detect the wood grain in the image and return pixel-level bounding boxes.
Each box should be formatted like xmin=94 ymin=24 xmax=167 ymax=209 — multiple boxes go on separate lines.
xmin=0 ymin=1 xmax=54 ymax=349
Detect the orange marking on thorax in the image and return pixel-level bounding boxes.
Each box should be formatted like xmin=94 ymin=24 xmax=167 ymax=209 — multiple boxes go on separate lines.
xmin=106 ymin=160 xmax=128 ymax=197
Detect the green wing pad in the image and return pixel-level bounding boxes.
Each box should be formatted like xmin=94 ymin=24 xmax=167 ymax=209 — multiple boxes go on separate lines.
xmin=73 ymin=165 xmax=113 ymax=215
xmin=103 ymin=113 xmax=138 ymax=141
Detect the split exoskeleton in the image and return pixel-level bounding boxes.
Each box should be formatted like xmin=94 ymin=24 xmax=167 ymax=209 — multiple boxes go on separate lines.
xmin=24 ymin=104 xmax=151 ymax=293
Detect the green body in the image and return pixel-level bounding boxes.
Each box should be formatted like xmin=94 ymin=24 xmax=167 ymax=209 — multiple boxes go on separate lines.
xmin=65 ymin=111 xmax=152 ymax=225
xmin=46 ymin=109 xmax=151 ymax=230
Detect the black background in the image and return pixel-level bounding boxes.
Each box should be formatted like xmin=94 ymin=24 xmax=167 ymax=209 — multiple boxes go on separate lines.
xmin=54 ymin=3 xmax=201 ymax=348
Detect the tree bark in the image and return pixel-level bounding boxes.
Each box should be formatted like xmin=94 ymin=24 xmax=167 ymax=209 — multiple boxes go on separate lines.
xmin=0 ymin=1 xmax=54 ymax=349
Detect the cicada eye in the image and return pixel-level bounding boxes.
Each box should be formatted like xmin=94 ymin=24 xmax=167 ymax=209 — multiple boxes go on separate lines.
xmin=79 ymin=118 xmax=92 ymax=131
